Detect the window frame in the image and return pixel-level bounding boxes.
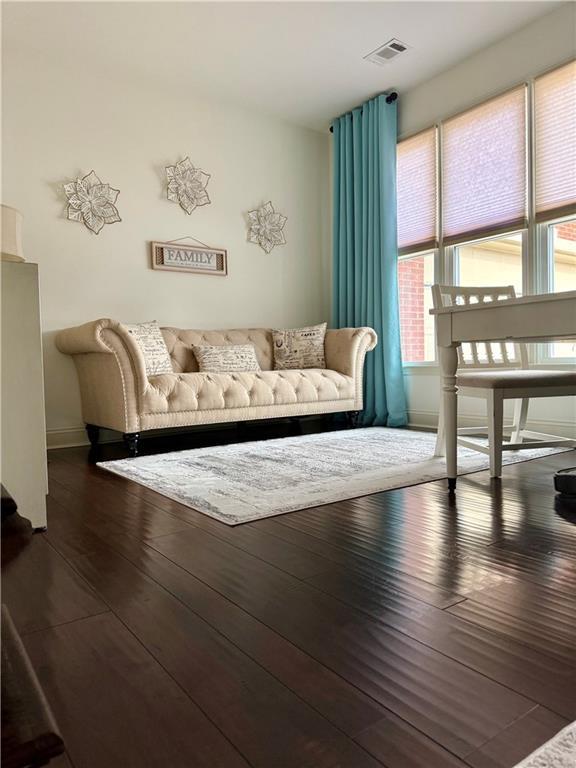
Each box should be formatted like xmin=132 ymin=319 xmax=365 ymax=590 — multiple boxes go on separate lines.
xmin=396 ymin=58 xmax=576 ymax=368
xmin=397 ymin=249 xmax=438 ymax=367
xmin=536 ymin=212 xmax=576 ymax=366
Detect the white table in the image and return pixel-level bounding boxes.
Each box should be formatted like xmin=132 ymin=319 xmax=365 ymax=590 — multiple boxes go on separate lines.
xmin=431 ymin=290 xmax=576 ymax=490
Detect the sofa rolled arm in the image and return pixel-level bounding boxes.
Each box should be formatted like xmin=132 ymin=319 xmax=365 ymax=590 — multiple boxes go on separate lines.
xmin=56 ymin=319 xmax=147 ymax=379
xmin=324 ymin=327 xmax=377 ymax=378
xmin=55 ymin=319 xmax=150 ymax=425
xmin=55 ymin=319 xmax=119 ymax=355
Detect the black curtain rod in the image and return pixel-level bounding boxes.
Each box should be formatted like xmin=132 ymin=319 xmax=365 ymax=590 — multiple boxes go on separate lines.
xmin=329 ymin=91 xmax=398 ymax=133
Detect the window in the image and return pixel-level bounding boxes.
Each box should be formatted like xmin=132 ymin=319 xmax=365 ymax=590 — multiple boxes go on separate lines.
xmin=396 ymin=60 xmax=576 ymax=366
xmin=396 ymin=127 xmax=437 ymax=363
xmin=551 ymin=219 xmax=576 ymax=291
xmin=398 ymin=252 xmax=435 ymax=363
xmin=548 ymin=218 xmax=576 ymax=358
xmin=455 ymin=232 xmax=523 ymax=296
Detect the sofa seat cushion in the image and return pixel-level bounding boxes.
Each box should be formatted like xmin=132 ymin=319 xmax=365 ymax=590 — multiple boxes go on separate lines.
xmin=144 ymin=369 xmax=354 ymax=414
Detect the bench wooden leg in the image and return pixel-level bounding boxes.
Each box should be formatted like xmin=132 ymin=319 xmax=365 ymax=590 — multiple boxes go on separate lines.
xmin=511 ymin=397 xmax=529 ymax=444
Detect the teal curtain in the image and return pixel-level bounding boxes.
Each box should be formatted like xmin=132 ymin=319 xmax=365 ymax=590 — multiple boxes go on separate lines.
xmin=332 ymin=94 xmax=407 ymax=427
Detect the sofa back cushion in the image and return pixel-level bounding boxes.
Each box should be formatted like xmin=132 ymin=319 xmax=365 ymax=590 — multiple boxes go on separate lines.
xmin=160 ymin=328 xmax=274 ymax=372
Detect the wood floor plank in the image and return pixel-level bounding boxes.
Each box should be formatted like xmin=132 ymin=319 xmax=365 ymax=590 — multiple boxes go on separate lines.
xmin=47 ymin=464 xmax=193 ymax=540
xmin=273 ymin=503 xmax=513 ymax=598
xmin=357 ymin=713 xmax=469 ymax=768
xmin=255 ymin=518 xmax=465 ymax=608
xmin=43 ymin=496 xmax=115 ymax=560
xmin=1 ymin=533 xmax=108 ymax=635
xmin=458 ymin=572 xmax=576 ymax=629
xmin=69 ymin=547 xmax=385 ymax=768
xmin=148 ymin=526 xmax=536 ymax=758
xmin=305 ymin=566 xmax=576 ymax=718
xmin=463 ymin=706 xmax=568 ymax=768
xmin=155 ymin=513 xmax=338 ymax=580
xmin=447 ymin=581 xmax=576 ymax=665
xmin=43 ymin=487 xmax=184 ymax=566
xmin=275 ymin=499 xmax=576 ymax=598
xmin=307 ymin=563 xmax=464 ymax=614
xmin=456 ymin=544 xmax=576 ymax=595
xmin=23 ymin=613 xmax=250 ymax=768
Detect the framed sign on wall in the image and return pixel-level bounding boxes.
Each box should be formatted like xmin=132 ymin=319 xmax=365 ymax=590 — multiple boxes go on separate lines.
xmin=150 ymin=241 xmax=228 ymax=276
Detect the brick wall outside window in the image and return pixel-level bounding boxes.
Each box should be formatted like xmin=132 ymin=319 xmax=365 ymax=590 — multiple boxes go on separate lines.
xmin=398 ymin=257 xmax=425 ymax=362
xmin=556 ymin=221 xmax=576 ymax=241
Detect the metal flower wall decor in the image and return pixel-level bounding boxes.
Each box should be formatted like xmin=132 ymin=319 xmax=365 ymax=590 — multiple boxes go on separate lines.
xmin=166 ymin=157 xmax=211 ymax=215
xmin=64 ymin=171 xmax=121 ymax=234
xmin=247 ymin=201 xmax=287 ymax=254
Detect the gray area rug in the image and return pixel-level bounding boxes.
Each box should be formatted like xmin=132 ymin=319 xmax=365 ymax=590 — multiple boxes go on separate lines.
xmin=97 ymin=427 xmax=567 ymax=525
xmin=514 ymin=720 xmax=576 ymax=768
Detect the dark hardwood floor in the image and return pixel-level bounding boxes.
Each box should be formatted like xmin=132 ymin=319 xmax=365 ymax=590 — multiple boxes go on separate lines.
xmin=3 ymin=422 xmax=576 ymax=768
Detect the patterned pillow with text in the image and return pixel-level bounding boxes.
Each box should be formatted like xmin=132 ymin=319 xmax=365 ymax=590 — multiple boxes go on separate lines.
xmin=192 ymin=344 xmax=261 ymax=373
xmin=123 ymin=321 xmax=173 ymax=376
xmin=273 ymin=323 xmax=327 ymax=370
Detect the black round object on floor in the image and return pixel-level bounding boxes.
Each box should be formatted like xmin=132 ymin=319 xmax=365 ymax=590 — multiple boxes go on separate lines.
xmin=554 ymin=467 xmax=576 ymax=497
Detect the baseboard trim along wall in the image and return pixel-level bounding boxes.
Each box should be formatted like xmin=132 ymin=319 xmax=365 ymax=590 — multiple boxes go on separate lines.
xmin=407 ymin=410 xmax=576 ymax=440
xmin=46 ymin=427 xmax=118 ymax=449
xmin=47 ymin=413 xmax=575 ymax=450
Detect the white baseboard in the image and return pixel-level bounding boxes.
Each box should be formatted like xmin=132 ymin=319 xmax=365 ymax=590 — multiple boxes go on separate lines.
xmin=408 ymin=410 xmax=576 ymax=440
xmin=46 ymin=427 xmax=116 ymax=449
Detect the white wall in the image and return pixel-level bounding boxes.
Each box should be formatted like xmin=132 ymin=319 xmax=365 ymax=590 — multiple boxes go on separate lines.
xmin=398 ymin=3 xmax=576 ymax=436
xmin=2 ymin=49 xmax=330 ymax=445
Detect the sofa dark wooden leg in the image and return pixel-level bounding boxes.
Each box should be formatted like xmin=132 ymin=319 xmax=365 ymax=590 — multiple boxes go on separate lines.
xmin=288 ymin=416 xmax=302 ymax=435
xmin=345 ymin=411 xmax=360 ymax=429
xmin=123 ymin=432 xmax=140 ymax=457
xmin=86 ymin=423 xmax=100 ymax=448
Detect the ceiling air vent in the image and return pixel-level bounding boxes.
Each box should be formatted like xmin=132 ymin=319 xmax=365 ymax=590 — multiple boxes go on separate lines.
xmin=364 ymin=39 xmax=409 ymax=66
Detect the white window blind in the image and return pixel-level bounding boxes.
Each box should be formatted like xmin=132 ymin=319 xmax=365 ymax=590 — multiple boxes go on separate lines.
xmin=534 ymin=60 xmax=576 ymax=222
xmin=442 ymin=86 xmax=528 ymax=245
xmin=397 ymin=128 xmax=437 ymax=254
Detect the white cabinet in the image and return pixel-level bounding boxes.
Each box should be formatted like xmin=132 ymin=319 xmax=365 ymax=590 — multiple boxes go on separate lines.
xmin=1 ymin=262 xmax=48 ymax=528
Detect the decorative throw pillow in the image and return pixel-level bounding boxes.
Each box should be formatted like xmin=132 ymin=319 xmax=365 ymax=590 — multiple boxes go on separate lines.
xmin=123 ymin=321 xmax=173 ymax=376
xmin=273 ymin=323 xmax=327 ymax=370
xmin=192 ymin=344 xmax=261 ymax=373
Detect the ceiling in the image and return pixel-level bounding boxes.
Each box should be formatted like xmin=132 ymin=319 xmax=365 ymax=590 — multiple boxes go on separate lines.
xmin=2 ymin=1 xmax=562 ymax=131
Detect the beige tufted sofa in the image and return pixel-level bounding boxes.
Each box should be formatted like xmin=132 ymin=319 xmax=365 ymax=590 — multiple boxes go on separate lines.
xmin=56 ymin=319 xmax=377 ymax=454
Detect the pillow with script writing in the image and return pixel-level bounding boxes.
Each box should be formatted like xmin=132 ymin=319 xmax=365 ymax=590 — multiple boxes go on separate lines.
xmin=192 ymin=344 xmax=261 ymax=373
xmin=272 ymin=323 xmax=326 ymax=370
xmin=122 ymin=321 xmax=173 ymax=376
